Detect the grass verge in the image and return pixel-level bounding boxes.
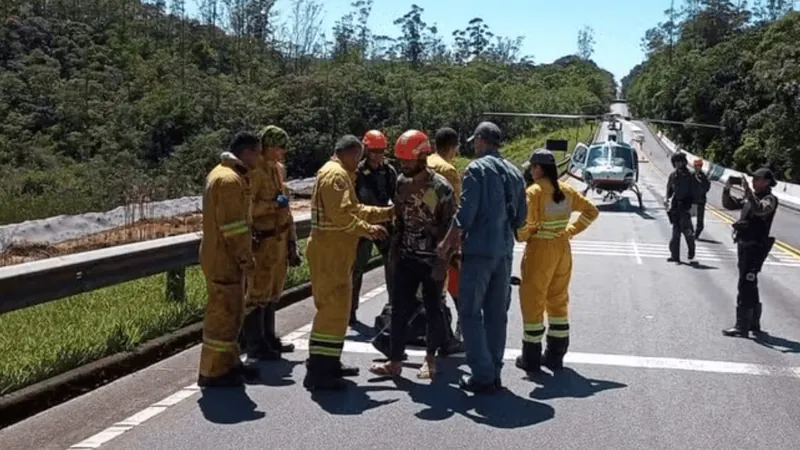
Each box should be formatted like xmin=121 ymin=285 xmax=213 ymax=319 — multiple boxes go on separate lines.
xmin=0 ymin=239 xmax=377 ymax=395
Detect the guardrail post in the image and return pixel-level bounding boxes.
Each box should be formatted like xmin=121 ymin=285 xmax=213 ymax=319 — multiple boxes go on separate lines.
xmin=166 ymin=268 xmax=186 ymax=302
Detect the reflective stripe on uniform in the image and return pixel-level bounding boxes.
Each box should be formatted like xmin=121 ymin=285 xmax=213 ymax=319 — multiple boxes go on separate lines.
xmin=523 ymin=322 xmax=545 ymax=343
xmin=308 ymin=331 xmax=345 ymax=357
xmin=221 ymin=220 xmax=248 ymax=237
xmin=547 ymin=316 xmax=570 ymax=338
xmin=202 ymin=336 xmax=238 ymax=353
xmin=310 ymin=208 xmax=359 ymax=232
xmin=578 ymin=215 xmax=593 ymax=227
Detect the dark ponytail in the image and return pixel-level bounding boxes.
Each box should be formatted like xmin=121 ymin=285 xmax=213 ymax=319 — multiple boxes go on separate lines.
xmin=541 ymin=163 xmax=565 ymax=203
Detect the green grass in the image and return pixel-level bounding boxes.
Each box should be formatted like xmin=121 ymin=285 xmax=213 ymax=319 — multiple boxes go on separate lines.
xmin=0 ymin=239 xmax=380 ymax=395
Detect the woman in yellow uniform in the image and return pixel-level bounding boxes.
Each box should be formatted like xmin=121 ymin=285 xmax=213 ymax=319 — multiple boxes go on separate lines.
xmin=515 ymin=149 xmax=599 ymax=373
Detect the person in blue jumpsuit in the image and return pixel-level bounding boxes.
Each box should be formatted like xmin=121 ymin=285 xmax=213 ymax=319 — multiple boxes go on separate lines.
xmin=439 ymin=121 xmax=527 ymax=393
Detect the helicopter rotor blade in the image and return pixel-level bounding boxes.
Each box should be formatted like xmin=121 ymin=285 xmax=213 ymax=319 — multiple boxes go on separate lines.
xmin=482 ymin=112 xmax=599 ymax=120
xmin=639 ymin=118 xmax=725 ymax=130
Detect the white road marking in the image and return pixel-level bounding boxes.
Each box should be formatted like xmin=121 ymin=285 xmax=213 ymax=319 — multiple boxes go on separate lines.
xmin=289 ymin=339 xmax=800 ymax=380
xmin=630 ymin=240 xmax=643 ymax=265
xmin=67 ymin=284 xmax=387 ymax=449
xmin=513 ymin=239 xmax=800 ymax=267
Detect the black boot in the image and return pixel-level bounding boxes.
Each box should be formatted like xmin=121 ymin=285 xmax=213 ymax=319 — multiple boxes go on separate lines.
xmin=264 ymin=302 xmax=295 ymax=353
xmin=303 ymin=355 xmax=348 ymax=391
xmin=515 ymin=341 xmax=542 ymax=374
xmin=751 ymin=303 xmax=765 ymax=336
xmin=543 ymin=336 xmax=569 ymax=372
xmin=198 ymin=370 xmax=244 ymax=388
xmin=722 ymin=306 xmax=752 ymax=338
xmin=242 ymin=307 xmax=280 ymax=362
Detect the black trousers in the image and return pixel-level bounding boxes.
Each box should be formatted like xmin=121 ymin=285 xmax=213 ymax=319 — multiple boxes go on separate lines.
xmin=351 ymin=238 xmax=392 ymax=315
xmin=669 ymin=209 xmax=695 ymax=259
xmin=735 ymin=239 xmax=771 ymax=329
xmin=390 ymin=257 xmax=447 ymax=361
xmin=695 ymin=203 xmax=706 ymax=237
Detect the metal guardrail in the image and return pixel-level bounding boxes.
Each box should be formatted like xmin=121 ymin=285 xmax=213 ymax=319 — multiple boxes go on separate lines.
xmin=0 ymin=147 xmax=579 ymax=317
xmin=0 ymin=212 xmax=312 ymax=316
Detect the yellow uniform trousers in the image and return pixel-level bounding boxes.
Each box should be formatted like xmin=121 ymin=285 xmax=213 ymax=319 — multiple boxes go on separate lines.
xmin=519 ymin=238 xmax=572 ymax=347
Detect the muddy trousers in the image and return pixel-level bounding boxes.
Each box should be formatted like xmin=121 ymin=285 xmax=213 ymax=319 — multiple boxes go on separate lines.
xmin=351 ymin=238 xmax=392 ymax=318
xmin=198 ymin=279 xmax=246 ymax=379
xmin=733 ymin=240 xmax=772 ymax=332
xmin=669 ymin=209 xmax=695 ymax=260
xmin=241 ymin=234 xmax=289 ymax=357
xmin=518 ymin=239 xmax=572 ymax=372
xmin=388 ymin=257 xmax=447 ymax=360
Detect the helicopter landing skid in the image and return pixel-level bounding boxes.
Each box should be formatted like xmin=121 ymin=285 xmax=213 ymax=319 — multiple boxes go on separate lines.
xmin=630 ymin=182 xmax=644 ymax=210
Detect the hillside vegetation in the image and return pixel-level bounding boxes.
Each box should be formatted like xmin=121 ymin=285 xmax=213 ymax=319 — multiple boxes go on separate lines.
xmin=622 ymin=1 xmax=799 ymax=181
xmin=1 ymin=0 xmax=616 ymax=226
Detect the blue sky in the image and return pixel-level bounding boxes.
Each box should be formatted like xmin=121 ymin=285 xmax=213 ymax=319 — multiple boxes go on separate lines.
xmin=188 ymin=0 xmax=671 ymax=83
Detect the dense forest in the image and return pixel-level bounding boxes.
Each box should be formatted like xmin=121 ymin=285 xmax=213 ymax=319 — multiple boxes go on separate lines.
xmin=622 ymin=0 xmax=799 ymax=182
xmin=0 ymin=0 xmax=616 ymax=225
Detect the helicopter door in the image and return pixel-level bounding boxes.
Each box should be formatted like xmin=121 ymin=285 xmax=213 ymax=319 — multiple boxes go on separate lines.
xmin=569 ymin=143 xmax=589 ymax=178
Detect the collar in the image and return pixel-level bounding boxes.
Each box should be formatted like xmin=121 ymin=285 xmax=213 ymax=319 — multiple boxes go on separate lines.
xmin=220 ymin=151 xmax=248 ymax=174
xmin=477 ymin=148 xmax=501 ymax=158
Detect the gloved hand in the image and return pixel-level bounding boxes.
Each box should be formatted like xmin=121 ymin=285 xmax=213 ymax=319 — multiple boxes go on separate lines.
xmin=288 ymin=240 xmax=302 ymax=267
xmin=275 ymin=193 xmax=289 ymax=209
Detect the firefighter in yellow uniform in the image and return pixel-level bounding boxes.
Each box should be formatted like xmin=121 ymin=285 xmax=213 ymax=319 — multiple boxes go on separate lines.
xmin=428 ymin=127 xmax=465 ymax=350
xmin=515 ymin=149 xmax=599 ymax=374
xmin=304 ymin=135 xmax=395 ymax=391
xmin=242 ymin=125 xmax=302 ymax=363
xmin=198 ymin=131 xmax=263 ymax=388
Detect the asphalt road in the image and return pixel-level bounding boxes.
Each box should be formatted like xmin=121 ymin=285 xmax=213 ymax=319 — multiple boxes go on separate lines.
xmin=3 ymin=120 xmax=800 ymax=449
xmin=612 ymin=102 xmax=800 ymax=253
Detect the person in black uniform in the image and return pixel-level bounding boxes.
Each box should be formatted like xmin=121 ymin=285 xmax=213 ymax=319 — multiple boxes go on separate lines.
xmin=692 ymin=159 xmax=711 ymax=239
xmin=351 ymin=130 xmax=397 ymax=324
xmin=665 ymin=152 xmax=698 ymax=264
xmin=721 ymin=168 xmax=779 ymax=338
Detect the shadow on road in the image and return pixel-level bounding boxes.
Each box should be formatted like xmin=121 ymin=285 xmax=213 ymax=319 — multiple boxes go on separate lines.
xmin=252 ymin=359 xmax=304 ymax=387
xmin=528 ymin=367 xmax=627 ymax=401
xmin=696 ymin=237 xmax=723 ymax=245
xmin=197 ymin=386 xmax=266 ymax=424
xmin=754 ymin=333 xmax=800 ymax=354
xmin=595 ymin=200 xmax=657 ymax=220
xmin=347 ymin=321 xmax=377 ymax=343
xmin=310 ymin=380 xmax=400 ymax=415
xmin=375 ymin=358 xmax=555 ymax=428
xmin=684 ymin=261 xmax=718 ymax=270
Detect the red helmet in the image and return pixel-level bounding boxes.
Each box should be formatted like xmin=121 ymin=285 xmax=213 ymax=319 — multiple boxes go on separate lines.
xmin=363 ymin=130 xmax=388 ymax=150
xmin=394 ymin=130 xmax=431 ymax=160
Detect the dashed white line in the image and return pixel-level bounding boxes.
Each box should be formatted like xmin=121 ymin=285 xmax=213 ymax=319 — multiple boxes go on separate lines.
xmin=67 ymin=284 xmax=387 ymax=450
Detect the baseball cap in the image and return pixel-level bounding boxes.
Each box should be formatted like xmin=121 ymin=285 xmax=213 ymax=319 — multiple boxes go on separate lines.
xmin=752 ymin=167 xmax=777 ymax=187
xmin=466 ymin=121 xmax=502 ymax=145
xmin=528 ymin=148 xmax=557 ymax=165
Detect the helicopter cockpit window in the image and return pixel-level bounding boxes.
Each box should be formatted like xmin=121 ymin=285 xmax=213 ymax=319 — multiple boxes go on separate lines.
xmin=586 ymin=146 xmax=609 ymax=168
xmin=611 ymin=146 xmax=635 ymax=169
xmin=585 ymin=145 xmax=635 ymax=170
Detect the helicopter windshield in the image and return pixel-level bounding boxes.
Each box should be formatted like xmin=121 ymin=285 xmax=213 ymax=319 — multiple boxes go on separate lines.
xmin=585 ymin=144 xmax=635 ymax=170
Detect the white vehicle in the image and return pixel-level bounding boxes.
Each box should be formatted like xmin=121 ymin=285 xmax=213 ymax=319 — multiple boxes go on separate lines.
xmin=567 ymin=141 xmax=644 ymax=209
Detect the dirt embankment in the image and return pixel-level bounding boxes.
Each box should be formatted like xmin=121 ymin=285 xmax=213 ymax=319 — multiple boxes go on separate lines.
xmin=0 ymin=200 xmax=311 ymax=267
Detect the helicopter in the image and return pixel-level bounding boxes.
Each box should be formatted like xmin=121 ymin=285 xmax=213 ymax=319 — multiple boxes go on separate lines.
xmin=483 ymin=109 xmax=724 ymax=210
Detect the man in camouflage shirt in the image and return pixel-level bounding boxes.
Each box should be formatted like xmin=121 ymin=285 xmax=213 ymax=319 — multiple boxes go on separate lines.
xmin=368 ymin=130 xmax=456 ymax=380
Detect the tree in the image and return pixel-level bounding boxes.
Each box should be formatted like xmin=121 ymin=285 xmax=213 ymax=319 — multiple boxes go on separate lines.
xmin=577 ymin=25 xmax=595 ymax=60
